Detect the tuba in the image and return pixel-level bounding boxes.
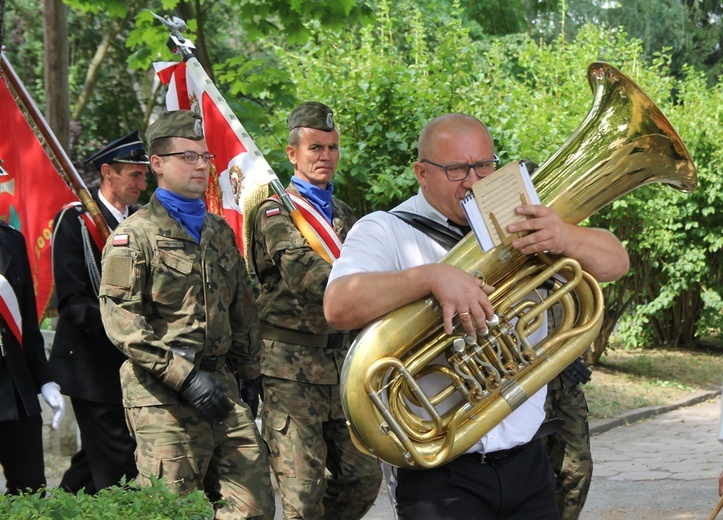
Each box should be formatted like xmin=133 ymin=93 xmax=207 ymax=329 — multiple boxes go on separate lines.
xmin=340 ymin=62 xmax=697 ymax=469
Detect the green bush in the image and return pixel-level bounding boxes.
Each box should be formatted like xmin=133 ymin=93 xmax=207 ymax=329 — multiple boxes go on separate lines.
xmin=0 ymin=478 xmax=214 ymax=519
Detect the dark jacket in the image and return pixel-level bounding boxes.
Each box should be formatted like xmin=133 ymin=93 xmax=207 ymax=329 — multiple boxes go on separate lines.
xmin=49 ymin=192 xmax=133 ymax=404
xmin=0 ymin=221 xmax=53 ymax=421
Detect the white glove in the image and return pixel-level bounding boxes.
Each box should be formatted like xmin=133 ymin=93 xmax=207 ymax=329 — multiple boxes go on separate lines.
xmin=40 ymin=382 xmax=65 ymax=430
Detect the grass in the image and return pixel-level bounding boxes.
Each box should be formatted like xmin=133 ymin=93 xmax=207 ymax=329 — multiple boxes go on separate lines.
xmin=584 ymin=346 xmax=723 ymax=421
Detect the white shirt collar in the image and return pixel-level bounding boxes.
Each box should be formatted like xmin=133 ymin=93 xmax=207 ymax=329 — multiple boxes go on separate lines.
xmin=98 ymin=190 xmax=128 ymax=222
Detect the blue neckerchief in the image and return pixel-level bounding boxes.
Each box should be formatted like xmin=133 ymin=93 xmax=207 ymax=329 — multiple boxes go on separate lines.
xmin=155 ymin=188 xmax=206 ymax=243
xmin=291 ymin=177 xmax=334 ymax=223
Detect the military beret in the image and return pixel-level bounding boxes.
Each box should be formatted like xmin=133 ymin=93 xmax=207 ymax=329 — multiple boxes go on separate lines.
xmin=146 ymin=110 xmax=204 ymax=144
xmin=287 ymin=101 xmax=335 ymax=132
xmin=84 ymin=130 xmax=149 ymax=169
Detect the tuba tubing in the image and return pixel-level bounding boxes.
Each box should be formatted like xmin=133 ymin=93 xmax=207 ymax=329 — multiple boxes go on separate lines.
xmin=340 ymin=62 xmax=697 ymax=469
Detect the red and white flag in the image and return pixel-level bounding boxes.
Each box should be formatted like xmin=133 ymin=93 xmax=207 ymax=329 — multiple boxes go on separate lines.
xmin=0 ymin=66 xmax=77 ymax=320
xmin=153 ymin=60 xmax=276 ymax=254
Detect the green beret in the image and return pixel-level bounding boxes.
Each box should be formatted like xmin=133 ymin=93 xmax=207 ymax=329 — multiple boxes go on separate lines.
xmin=287 ymin=102 xmax=335 ymax=132
xmin=146 ymin=110 xmax=204 ymax=143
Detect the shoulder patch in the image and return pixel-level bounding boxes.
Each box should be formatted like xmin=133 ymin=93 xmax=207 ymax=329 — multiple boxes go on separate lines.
xmin=112 ymin=234 xmax=130 ymax=247
xmin=265 ymin=207 xmax=281 ymax=217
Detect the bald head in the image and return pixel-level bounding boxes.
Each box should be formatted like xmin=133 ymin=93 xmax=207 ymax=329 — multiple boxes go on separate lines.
xmin=417 ymin=114 xmax=492 ymax=161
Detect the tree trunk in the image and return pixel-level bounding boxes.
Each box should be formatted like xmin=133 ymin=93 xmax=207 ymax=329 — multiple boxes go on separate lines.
xmin=43 ymin=0 xmax=70 ymax=152
xmin=73 ymin=30 xmax=115 ymax=122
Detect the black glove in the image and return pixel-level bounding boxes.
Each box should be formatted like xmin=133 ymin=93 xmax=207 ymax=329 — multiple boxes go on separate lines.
xmin=239 ymin=377 xmax=262 ymax=419
xmin=179 ymin=369 xmax=233 ymax=422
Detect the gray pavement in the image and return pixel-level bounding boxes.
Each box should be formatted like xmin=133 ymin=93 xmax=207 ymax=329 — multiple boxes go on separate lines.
xmin=580 ymin=392 xmax=723 ymax=520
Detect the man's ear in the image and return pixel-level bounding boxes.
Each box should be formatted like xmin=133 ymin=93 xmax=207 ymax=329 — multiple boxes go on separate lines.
xmin=100 ymin=163 xmax=113 ymax=182
xmin=150 ymin=155 xmax=164 ymax=176
xmin=414 ymin=161 xmax=428 ymax=189
xmin=286 ymin=145 xmax=297 ymax=165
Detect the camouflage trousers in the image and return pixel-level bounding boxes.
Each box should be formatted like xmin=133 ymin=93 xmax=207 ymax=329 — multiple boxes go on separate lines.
xmin=544 ymin=374 xmax=593 ymax=520
xmin=261 ymin=377 xmax=382 ymax=520
xmin=126 ymin=401 xmax=275 ymax=520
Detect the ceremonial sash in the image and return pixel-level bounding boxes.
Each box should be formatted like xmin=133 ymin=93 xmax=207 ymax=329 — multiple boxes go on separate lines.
xmin=0 ymin=274 xmax=23 ymax=346
xmin=274 ymin=193 xmax=343 ymax=260
xmin=63 ymin=202 xmax=107 ymax=252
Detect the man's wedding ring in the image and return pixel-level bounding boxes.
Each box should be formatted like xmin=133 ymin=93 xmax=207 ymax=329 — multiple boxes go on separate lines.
xmin=459 ymin=311 xmax=471 ymax=317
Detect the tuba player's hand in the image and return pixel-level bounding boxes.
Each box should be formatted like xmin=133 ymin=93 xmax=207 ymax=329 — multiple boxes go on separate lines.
xmin=508 ymin=204 xmax=568 ymax=255
xmin=431 ymin=265 xmax=495 ymax=337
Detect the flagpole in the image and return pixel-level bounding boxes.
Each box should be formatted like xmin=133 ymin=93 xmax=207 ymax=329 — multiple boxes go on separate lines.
xmin=0 ymin=50 xmax=111 ymax=241
xmin=151 ymin=14 xmax=333 ymax=264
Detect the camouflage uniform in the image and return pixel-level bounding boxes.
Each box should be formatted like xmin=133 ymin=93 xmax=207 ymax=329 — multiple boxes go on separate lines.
xmin=544 ymin=366 xmax=593 ymax=520
xmin=253 ymin=184 xmax=382 ymax=520
xmin=99 ymin=193 xmax=275 ymax=520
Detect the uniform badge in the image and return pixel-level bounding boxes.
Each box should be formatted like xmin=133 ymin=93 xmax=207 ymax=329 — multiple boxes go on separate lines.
xmin=113 ymin=234 xmax=130 ymax=246
xmin=157 ymin=239 xmax=184 ymax=249
xmin=265 ymin=208 xmax=281 ymax=217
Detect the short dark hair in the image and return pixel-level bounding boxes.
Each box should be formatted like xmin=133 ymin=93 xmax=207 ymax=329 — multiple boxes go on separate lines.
xmin=148 ymin=137 xmax=176 ymax=158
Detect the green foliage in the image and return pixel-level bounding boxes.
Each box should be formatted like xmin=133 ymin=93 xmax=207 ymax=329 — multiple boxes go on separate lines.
xmin=613 ymin=63 xmax=723 ymax=345
xmin=0 ymin=478 xmax=214 ymax=519
xmin=3 ymin=0 xmax=721 ymax=349
xmin=63 ymin=0 xmax=133 ymax=17
xmin=235 ymin=0 xmax=374 ymax=44
xmin=276 ymin=5 xmax=721 ymax=347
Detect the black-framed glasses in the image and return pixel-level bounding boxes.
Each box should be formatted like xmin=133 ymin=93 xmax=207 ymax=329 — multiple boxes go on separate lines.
xmin=157 ymin=151 xmax=216 ymax=165
xmin=421 ymin=154 xmax=499 ymax=181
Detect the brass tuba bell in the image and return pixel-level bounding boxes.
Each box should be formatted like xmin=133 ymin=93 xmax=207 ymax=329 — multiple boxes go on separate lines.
xmin=339 ymin=62 xmax=697 ymax=469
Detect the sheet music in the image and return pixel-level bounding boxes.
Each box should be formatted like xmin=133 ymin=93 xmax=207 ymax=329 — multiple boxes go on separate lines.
xmin=460 ymin=161 xmax=540 ymax=252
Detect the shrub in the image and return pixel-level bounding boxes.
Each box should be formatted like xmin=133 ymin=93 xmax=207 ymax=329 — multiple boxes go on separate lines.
xmin=0 ymin=477 xmax=215 ymax=520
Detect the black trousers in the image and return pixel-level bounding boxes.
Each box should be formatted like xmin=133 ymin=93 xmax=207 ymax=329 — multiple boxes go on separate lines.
xmin=0 ymin=413 xmax=46 ymax=494
xmin=59 ymin=397 xmax=137 ymax=494
xmin=396 ymin=439 xmax=560 ymax=520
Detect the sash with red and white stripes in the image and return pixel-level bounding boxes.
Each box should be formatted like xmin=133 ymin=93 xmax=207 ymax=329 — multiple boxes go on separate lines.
xmin=275 ymin=193 xmax=343 ymax=260
xmin=62 ymin=202 xmax=106 ymax=252
xmin=0 ymin=274 xmax=23 ymax=347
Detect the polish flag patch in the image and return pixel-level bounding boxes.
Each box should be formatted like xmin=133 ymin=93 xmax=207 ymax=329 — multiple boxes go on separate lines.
xmin=265 ymin=207 xmax=281 ymax=217
xmin=113 ymin=234 xmax=130 ymax=246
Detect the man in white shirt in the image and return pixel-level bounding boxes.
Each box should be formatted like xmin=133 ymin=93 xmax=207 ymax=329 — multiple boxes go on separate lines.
xmin=323 ymin=113 xmax=629 ymax=519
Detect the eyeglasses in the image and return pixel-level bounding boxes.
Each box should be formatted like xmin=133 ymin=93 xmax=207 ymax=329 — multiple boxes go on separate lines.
xmin=157 ymin=151 xmax=216 ymax=164
xmin=421 ymin=155 xmax=499 ymax=181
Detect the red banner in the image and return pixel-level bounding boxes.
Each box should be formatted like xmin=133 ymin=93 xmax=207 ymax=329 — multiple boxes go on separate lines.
xmin=0 ymin=75 xmax=77 ymax=320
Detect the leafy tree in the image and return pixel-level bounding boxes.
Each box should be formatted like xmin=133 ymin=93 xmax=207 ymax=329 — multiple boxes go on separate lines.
xmin=280 ymin=6 xmax=721 ymax=353
xmin=529 ymin=0 xmax=723 ymax=85
xmin=1 ymin=0 xmax=720 ymax=350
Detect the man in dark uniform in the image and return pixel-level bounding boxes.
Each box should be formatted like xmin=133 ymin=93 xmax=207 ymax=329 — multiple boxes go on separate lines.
xmin=253 ymin=102 xmax=382 ymax=519
xmin=50 ymin=131 xmax=148 ymax=493
xmin=0 ymin=221 xmax=64 ymax=494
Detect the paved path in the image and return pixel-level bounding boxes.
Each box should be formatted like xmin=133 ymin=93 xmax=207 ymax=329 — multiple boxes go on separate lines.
xmin=580 ymin=394 xmax=723 ymax=520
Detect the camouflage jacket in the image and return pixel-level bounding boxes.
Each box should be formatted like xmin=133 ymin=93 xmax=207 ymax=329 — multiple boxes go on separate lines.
xmin=99 ymin=193 xmax=262 ymax=407
xmin=252 ymin=184 xmax=355 ymax=384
